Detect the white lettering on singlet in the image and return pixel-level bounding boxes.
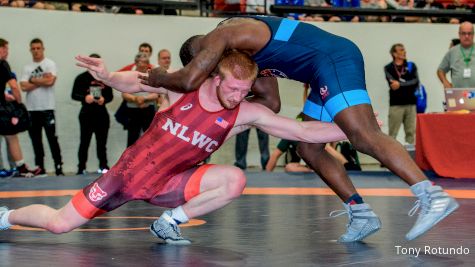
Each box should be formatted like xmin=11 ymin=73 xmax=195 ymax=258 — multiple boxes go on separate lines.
xmin=162 ymin=118 xmax=219 ymax=153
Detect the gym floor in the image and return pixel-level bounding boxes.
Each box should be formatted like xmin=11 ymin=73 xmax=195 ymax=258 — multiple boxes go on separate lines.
xmin=1 ymin=171 xmax=474 ymax=267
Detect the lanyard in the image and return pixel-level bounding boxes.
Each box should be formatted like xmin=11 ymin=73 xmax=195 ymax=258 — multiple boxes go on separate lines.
xmin=393 ymin=63 xmax=406 ymax=79
xmin=460 ymin=45 xmax=473 ymax=67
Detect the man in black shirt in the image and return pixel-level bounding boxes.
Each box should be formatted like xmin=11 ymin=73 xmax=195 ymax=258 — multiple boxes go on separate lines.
xmin=71 ymin=54 xmax=113 ymax=175
xmin=0 ymin=38 xmax=40 ymax=177
xmin=384 ymin=43 xmax=419 ymax=145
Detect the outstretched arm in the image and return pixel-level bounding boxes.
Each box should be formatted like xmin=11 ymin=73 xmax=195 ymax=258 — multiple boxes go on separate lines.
xmin=141 ymin=28 xmax=229 ymax=93
xmin=238 ymin=102 xmax=347 ymax=144
xmin=75 ymin=55 xmax=168 ymax=94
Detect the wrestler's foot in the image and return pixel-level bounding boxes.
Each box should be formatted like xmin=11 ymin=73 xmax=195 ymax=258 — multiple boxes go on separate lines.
xmin=150 ymin=211 xmax=191 ymax=245
xmin=330 ymin=203 xmax=381 ymax=242
xmin=0 ymin=206 xmax=12 ymax=230
xmin=406 ymin=184 xmax=459 ymax=241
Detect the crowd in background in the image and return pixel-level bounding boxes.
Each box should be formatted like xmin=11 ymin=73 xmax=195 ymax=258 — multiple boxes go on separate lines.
xmin=1 ymin=0 xmax=475 ymax=24
xmin=1 ymin=19 xmax=474 ymax=178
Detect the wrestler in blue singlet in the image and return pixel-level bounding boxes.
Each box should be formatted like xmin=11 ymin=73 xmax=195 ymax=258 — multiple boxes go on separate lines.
xmin=250 ymin=16 xmax=372 ymax=122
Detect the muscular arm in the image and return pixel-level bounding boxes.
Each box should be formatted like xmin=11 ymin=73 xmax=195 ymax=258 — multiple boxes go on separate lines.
xmin=145 ymin=28 xmax=230 ymax=93
xmin=236 ymin=102 xmax=347 ymax=144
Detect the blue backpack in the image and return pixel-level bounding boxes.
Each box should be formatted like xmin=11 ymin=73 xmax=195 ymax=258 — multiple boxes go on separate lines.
xmin=407 ymin=62 xmax=427 ymax=113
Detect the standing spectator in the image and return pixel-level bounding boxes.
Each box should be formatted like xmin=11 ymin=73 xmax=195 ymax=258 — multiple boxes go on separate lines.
xmin=234 ymin=92 xmax=269 ymax=171
xmin=156 ymin=49 xmax=172 ymax=110
xmin=71 ymin=54 xmax=113 ymax=175
xmin=19 ymin=38 xmax=63 ymax=176
xmin=437 ymin=22 xmax=475 ymax=89
xmin=234 ymin=127 xmax=269 ymax=170
xmin=157 ymin=49 xmax=172 ymax=71
xmin=120 ymin=42 xmax=154 ymax=71
xmin=384 ymin=43 xmax=419 ymax=145
xmin=122 ymin=53 xmax=158 ymax=147
xmin=0 ymin=38 xmax=41 ymax=177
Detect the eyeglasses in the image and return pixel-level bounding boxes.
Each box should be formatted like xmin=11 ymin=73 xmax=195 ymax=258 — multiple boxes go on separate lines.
xmin=459 ymin=32 xmax=474 ymax=36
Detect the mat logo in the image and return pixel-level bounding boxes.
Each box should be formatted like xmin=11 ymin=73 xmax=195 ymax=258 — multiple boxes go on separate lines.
xmin=320 ymin=85 xmax=330 ymax=99
xmin=259 ymin=69 xmax=288 ymax=78
xmin=162 ymin=118 xmax=218 ymax=152
xmin=180 ymin=103 xmax=193 ymax=111
xmin=89 ymin=182 xmax=107 ymax=202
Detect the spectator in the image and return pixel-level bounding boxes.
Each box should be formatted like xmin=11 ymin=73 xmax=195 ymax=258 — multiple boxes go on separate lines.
xmin=122 ymin=53 xmax=158 ymax=146
xmin=119 ymin=42 xmax=154 ymax=71
xmin=360 ymin=0 xmax=388 ymax=22
xmin=245 ymin=0 xmax=274 ymax=14
xmin=71 ymin=53 xmax=113 ymax=175
xmin=234 ymin=127 xmax=269 ymax=170
xmin=234 ymin=92 xmax=270 ymax=171
xmin=384 ymin=43 xmax=419 ymax=145
xmin=445 ymin=0 xmax=471 ymax=24
xmin=156 ymin=49 xmax=171 ymax=110
xmin=19 ymin=38 xmax=64 ymax=176
xmin=157 ymin=49 xmax=172 ymax=70
xmin=0 ymin=38 xmax=41 ymax=178
xmin=437 ymin=22 xmax=475 ymax=89
xmin=265 ymin=138 xmax=312 ymax=172
xmin=415 ymin=0 xmax=443 ymax=23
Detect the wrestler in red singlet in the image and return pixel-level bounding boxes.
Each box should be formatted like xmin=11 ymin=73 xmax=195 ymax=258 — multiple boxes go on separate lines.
xmin=72 ymin=88 xmax=239 ymax=219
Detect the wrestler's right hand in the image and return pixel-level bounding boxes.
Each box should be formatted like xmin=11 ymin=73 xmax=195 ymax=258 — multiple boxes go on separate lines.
xmin=75 ymin=55 xmax=110 ymax=82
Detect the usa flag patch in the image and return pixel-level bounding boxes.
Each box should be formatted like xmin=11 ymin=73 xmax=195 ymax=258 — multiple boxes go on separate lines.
xmin=215 ymin=117 xmax=229 ymax=128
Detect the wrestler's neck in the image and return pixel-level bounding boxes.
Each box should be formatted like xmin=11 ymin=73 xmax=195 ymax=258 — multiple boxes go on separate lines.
xmin=199 ymin=78 xmax=224 ymax=112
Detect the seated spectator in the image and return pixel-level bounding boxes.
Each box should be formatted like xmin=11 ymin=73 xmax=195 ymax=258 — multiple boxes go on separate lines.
xmin=360 ymin=0 xmax=388 ymax=22
xmin=415 ymin=0 xmax=443 ymax=23
xmin=9 ymin=0 xmax=25 ymax=8
xmin=265 ymin=138 xmax=312 ymax=173
xmin=446 ymin=0 xmax=471 ymax=24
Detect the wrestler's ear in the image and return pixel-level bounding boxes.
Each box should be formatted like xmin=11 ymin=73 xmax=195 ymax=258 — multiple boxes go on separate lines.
xmin=213 ymin=74 xmax=221 ymax=87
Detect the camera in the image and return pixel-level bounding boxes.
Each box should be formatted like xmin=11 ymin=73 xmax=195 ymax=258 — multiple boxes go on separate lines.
xmin=90 ymin=86 xmax=102 ymax=100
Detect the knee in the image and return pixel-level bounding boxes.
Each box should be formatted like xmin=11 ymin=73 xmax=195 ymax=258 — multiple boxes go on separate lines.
xmin=224 ymin=167 xmax=247 ymax=199
xmin=297 ymin=142 xmax=325 ymax=159
xmin=347 ymin=128 xmax=382 ymax=154
xmin=46 ymin=219 xmax=75 ymax=234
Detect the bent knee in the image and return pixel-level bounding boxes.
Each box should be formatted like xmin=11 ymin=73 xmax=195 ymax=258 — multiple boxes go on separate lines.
xmin=46 ymin=219 xmax=76 ymax=234
xmin=225 ymin=167 xmax=247 ymax=199
xmin=297 ymin=142 xmax=326 ymax=157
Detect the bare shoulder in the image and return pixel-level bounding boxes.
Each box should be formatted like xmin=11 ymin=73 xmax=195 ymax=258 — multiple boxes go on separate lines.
xmin=215 ymin=18 xmax=270 ymax=53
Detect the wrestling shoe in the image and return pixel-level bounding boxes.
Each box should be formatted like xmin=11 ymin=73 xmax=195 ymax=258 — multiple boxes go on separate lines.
xmin=0 ymin=206 xmax=11 ymax=230
xmin=406 ymin=185 xmax=459 ymax=240
xmin=150 ymin=211 xmax=191 ymax=245
xmin=330 ymin=203 xmax=381 ymax=242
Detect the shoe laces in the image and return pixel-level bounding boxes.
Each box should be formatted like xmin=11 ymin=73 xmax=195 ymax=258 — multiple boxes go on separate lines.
xmin=408 ymin=197 xmax=431 ymax=217
xmin=329 ymin=208 xmax=352 ymax=226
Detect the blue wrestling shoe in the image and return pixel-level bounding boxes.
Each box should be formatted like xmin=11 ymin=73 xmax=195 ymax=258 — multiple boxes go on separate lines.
xmin=330 ymin=203 xmax=381 ymax=242
xmin=150 ymin=211 xmax=191 ymax=245
xmin=406 ymin=185 xmax=459 ymax=241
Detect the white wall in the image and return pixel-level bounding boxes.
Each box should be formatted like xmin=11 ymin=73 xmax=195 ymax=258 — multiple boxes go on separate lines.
xmin=0 ymin=8 xmax=458 ymax=172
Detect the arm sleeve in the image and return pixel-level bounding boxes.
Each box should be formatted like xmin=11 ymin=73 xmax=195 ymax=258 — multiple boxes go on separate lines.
xmin=438 ymin=51 xmax=451 ymax=73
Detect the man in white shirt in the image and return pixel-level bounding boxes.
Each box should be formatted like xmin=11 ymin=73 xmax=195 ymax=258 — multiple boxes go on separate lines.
xmin=19 ymin=38 xmax=63 ymax=176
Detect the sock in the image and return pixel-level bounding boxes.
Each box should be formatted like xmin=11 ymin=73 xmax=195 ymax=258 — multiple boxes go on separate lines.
xmin=15 ymin=160 xmax=25 ymax=167
xmin=0 ymin=210 xmax=14 ymax=229
xmin=410 ymin=180 xmax=433 ymax=197
xmin=345 ymin=193 xmax=364 ymax=205
xmin=170 ymin=206 xmax=189 ymax=225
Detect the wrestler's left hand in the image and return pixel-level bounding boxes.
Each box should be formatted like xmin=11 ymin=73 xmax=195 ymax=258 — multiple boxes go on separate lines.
xmin=75 ymin=55 xmax=110 ymax=82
